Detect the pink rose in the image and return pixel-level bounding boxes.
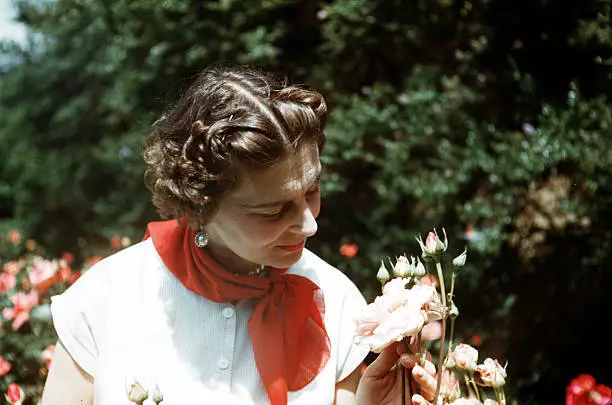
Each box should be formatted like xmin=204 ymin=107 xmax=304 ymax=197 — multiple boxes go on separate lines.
xmin=11 ymin=312 xmax=30 ymax=331
xmin=449 ymin=343 xmax=479 ymax=372
xmin=0 ymin=272 xmax=16 ymax=293
xmin=2 ymin=307 xmax=15 ymax=320
xmin=13 ymin=290 xmax=39 ymax=311
xmin=356 ymin=295 xmax=392 ymax=335
xmin=418 ymin=229 xmax=448 ymax=256
xmin=356 ymin=283 xmax=442 ymax=352
xmin=426 ymin=232 xmax=440 ymax=252
xmin=2 ymin=261 xmax=21 ymax=276
xmin=440 ymin=369 xmax=461 ymax=402
xmin=6 ymin=290 xmax=39 ymax=331
xmin=28 ymin=257 xmax=59 ymax=292
xmin=475 ymin=358 xmax=507 ymax=388
xmin=381 ymin=277 xmax=411 ymax=310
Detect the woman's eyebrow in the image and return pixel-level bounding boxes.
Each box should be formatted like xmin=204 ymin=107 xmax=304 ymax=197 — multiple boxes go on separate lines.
xmin=240 ymin=169 xmax=321 ymax=209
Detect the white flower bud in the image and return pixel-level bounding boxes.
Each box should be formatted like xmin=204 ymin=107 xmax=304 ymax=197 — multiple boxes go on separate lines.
xmin=414 ymin=258 xmax=426 ymax=277
xmin=151 ymin=384 xmax=164 ymax=404
xmin=475 ymin=358 xmax=507 ymax=388
xmin=453 ymin=249 xmax=467 ymax=267
xmin=377 ymin=260 xmax=390 ymax=285
xmin=449 ymin=302 xmax=459 ymax=319
xmin=393 ymin=255 xmax=412 ymax=278
xmin=127 ymin=380 xmax=148 ymax=404
xmin=416 ymin=228 xmax=448 ymax=256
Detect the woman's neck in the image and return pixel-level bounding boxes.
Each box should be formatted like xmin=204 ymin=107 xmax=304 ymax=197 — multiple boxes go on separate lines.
xmin=203 ymin=240 xmax=263 ymax=276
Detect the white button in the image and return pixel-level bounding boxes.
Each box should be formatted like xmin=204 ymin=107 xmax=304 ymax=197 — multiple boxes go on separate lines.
xmin=222 ymin=306 xmax=235 ymax=318
xmin=218 ymin=358 xmax=230 ymax=370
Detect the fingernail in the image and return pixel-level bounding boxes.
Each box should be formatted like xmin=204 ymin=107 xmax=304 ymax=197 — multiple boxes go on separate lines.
xmin=413 ymin=366 xmax=424 ymax=377
xmin=400 ymin=354 xmax=416 ymax=367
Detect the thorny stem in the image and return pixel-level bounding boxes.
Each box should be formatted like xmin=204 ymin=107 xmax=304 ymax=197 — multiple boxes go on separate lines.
xmin=433 ymin=260 xmax=447 ymax=402
xmin=402 ymin=367 xmax=406 ymax=405
xmin=418 ymin=333 xmax=426 ymax=366
xmin=402 ymin=338 xmax=414 ymax=405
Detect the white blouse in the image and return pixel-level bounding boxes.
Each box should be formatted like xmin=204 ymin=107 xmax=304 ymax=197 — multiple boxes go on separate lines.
xmin=50 ymin=238 xmax=369 ymax=405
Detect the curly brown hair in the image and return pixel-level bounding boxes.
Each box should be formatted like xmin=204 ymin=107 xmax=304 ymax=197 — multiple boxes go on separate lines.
xmin=143 ymin=66 xmax=328 ymax=229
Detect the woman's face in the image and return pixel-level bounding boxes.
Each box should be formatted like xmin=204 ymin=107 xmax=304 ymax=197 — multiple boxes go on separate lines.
xmin=204 ymin=143 xmax=322 ymax=273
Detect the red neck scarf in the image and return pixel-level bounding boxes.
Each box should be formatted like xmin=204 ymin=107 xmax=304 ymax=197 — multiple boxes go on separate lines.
xmin=144 ymin=219 xmax=330 ymax=405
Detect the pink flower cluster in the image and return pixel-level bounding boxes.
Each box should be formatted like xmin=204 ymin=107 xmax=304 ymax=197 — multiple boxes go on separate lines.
xmin=355 ymin=277 xmax=442 ymax=352
xmin=2 ymin=290 xmax=40 ymax=331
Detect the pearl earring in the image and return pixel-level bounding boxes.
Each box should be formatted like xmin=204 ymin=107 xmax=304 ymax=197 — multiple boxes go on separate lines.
xmin=194 ymin=231 xmax=209 ymax=248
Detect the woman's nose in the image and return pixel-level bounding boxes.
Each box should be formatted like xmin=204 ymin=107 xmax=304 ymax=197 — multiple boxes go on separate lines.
xmin=301 ymin=205 xmax=318 ymax=237
xmin=293 ymin=200 xmax=318 ymax=237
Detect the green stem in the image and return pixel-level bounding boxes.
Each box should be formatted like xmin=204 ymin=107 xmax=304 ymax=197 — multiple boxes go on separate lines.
xmin=449 ymin=271 xmax=456 ymax=304
xmin=448 ymin=317 xmax=456 ymax=353
xmin=435 ymin=260 xmax=448 ymax=313
xmin=463 ymin=374 xmax=474 ymax=398
xmin=495 ymin=387 xmax=506 ymax=405
xmin=472 ymin=380 xmax=481 ymax=402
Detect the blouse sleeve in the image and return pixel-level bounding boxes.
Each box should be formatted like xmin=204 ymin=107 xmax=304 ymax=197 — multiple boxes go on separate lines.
xmin=50 ymin=261 xmax=111 ymax=377
xmin=335 ymin=279 xmax=370 ymax=382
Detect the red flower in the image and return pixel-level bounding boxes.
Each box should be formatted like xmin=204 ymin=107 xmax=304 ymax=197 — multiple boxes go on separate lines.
xmin=8 ymin=230 xmax=21 ymax=245
xmin=0 ymin=355 xmax=11 ymax=377
xmin=471 ymin=334 xmax=483 ymax=347
xmin=85 ymin=256 xmax=103 ymax=268
xmin=42 ymin=344 xmax=56 ymax=370
xmin=567 ymin=374 xmax=612 ymax=405
xmin=339 ymin=243 xmax=359 ymax=258
xmin=110 ymin=237 xmax=122 ymax=249
xmin=6 ymin=383 xmax=24 ymax=405
xmin=61 ymin=252 xmax=75 ymax=265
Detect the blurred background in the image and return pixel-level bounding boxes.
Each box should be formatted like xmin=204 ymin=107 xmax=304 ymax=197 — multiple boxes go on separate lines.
xmin=0 ymin=0 xmax=610 ymax=404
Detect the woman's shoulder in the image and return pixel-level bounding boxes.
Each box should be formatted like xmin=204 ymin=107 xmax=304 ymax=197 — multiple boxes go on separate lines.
xmin=69 ymin=238 xmax=163 ymax=292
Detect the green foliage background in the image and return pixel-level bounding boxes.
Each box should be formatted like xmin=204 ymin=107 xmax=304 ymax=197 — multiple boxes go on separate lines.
xmin=0 ymin=0 xmax=610 ymax=404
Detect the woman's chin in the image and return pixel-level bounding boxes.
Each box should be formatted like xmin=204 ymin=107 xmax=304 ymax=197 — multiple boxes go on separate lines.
xmin=269 ymin=250 xmax=304 ymax=269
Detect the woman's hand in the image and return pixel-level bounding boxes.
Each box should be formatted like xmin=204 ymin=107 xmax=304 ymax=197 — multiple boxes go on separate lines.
xmin=356 ymin=341 xmax=438 ymax=405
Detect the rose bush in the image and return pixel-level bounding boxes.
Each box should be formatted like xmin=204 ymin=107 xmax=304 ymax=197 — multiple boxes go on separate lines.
xmin=0 ymin=228 xmax=125 ymax=404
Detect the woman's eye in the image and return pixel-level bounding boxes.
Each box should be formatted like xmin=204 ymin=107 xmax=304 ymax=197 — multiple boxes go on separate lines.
xmin=259 ymin=210 xmax=283 ymax=218
xmin=307 ymin=183 xmax=321 ymax=195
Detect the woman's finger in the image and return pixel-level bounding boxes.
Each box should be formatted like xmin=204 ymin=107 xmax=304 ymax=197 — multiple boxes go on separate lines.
xmin=399 ymin=353 xmax=417 ymax=368
xmin=421 ymin=359 xmax=437 ymax=376
xmin=411 ymin=394 xmax=431 ymax=405
xmin=412 ymin=365 xmax=437 ymax=401
xmin=362 ymin=343 xmax=400 ymax=378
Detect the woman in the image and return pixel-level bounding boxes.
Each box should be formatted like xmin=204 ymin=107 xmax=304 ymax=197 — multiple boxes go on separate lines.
xmin=41 ymin=66 xmax=437 ymax=405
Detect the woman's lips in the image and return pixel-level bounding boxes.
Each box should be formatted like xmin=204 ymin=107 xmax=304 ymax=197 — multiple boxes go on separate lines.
xmin=278 ymin=240 xmax=305 ymax=252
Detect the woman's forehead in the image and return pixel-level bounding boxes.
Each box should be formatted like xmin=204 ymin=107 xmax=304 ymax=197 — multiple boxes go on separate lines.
xmin=230 ymin=145 xmax=320 ymax=204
